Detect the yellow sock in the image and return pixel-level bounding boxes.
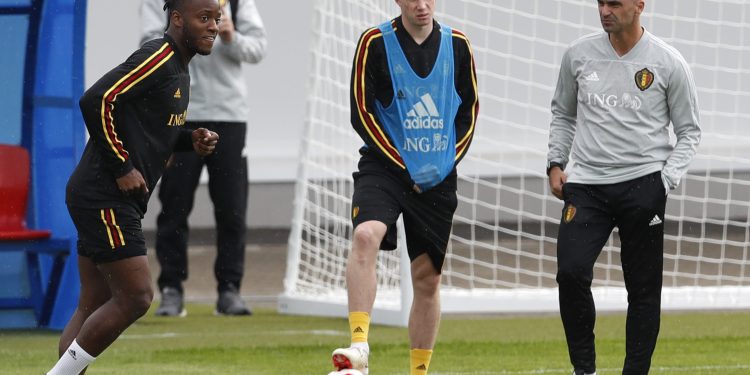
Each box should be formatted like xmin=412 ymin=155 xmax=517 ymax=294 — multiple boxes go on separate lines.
xmin=410 ymin=348 xmax=433 ymax=375
xmin=348 ymin=311 xmax=370 ymax=344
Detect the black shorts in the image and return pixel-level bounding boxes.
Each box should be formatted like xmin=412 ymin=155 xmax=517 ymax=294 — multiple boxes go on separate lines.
xmin=351 ymin=158 xmax=458 ymax=272
xmin=67 ymin=204 xmax=146 ymax=264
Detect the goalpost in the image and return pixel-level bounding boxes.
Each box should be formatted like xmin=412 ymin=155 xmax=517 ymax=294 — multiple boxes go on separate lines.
xmin=279 ymin=0 xmax=750 ymax=326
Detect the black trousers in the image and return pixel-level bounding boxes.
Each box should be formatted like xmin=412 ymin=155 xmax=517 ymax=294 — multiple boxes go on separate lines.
xmin=156 ymin=121 xmax=248 ymax=294
xmin=556 ymin=171 xmax=667 ymax=375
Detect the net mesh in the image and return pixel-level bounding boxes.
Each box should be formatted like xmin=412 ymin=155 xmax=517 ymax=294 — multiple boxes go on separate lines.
xmin=282 ymin=0 xmax=750 ymax=320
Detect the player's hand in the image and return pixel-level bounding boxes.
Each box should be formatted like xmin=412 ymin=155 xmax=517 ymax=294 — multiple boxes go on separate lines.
xmin=412 ymin=164 xmax=440 ymax=193
xmin=116 ymin=168 xmax=148 ymax=197
xmin=192 ymin=128 xmax=219 ymax=156
xmin=218 ymin=7 xmax=234 ymax=43
xmin=548 ymin=167 xmax=567 ymax=200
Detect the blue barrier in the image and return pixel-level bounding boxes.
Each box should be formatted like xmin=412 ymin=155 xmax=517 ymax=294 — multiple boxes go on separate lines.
xmin=0 ymin=0 xmax=86 ymax=330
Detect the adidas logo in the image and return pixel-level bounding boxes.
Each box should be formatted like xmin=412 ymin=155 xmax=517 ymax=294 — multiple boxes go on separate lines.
xmin=353 ymin=326 xmax=364 ymax=333
xmin=174 ymin=88 xmax=182 ymax=99
xmin=68 ymin=349 xmax=77 ymax=360
xmin=403 ymin=93 xmax=444 ymax=129
xmin=416 ymin=364 xmax=427 ymax=370
xmin=584 ymin=71 xmax=600 ymax=81
xmin=397 ymin=89 xmax=406 ymax=99
xmin=649 ymin=214 xmax=662 ymax=226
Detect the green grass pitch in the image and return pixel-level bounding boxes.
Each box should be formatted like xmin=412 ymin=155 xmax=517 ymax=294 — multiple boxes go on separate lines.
xmin=3 ymin=305 xmax=749 ymax=374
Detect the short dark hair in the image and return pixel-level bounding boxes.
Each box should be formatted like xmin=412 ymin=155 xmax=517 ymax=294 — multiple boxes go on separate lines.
xmin=163 ymin=0 xmax=186 ymax=12
xmin=163 ymin=0 xmax=187 ymax=29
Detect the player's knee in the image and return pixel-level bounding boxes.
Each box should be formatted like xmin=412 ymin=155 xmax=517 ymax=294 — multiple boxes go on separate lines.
xmin=134 ymin=292 xmax=154 ymax=319
xmin=413 ymin=272 xmax=441 ymax=297
xmin=412 ymin=261 xmax=441 ymax=296
xmin=123 ymin=286 xmax=154 ymax=319
xmin=352 ymin=224 xmax=381 ymax=252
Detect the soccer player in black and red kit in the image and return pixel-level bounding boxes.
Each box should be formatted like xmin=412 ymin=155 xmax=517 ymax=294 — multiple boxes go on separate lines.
xmin=46 ymin=0 xmax=221 ymax=373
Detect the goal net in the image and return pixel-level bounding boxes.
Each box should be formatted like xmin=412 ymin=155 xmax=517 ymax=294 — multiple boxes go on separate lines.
xmin=280 ymin=0 xmax=750 ymax=326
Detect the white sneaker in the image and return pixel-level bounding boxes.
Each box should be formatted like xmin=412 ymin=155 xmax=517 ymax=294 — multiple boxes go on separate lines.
xmin=332 ymin=347 xmax=369 ymax=375
xmin=327 ymin=370 xmax=364 ymax=375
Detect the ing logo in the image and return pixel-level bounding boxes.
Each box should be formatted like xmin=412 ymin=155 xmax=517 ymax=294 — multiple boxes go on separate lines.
xmin=167 ymin=110 xmax=187 ymax=126
xmin=586 ymin=92 xmax=642 ymax=110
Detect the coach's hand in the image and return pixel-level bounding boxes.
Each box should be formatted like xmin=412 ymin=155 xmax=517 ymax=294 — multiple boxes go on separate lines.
xmin=116 ymin=168 xmax=148 ymax=197
xmin=192 ymin=128 xmax=219 ymax=156
xmin=548 ymin=167 xmax=567 ymax=200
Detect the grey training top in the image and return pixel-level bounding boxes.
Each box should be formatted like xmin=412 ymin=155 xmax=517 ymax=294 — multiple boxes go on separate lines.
xmin=140 ymin=0 xmax=267 ymax=122
xmin=547 ymin=29 xmax=701 ymax=189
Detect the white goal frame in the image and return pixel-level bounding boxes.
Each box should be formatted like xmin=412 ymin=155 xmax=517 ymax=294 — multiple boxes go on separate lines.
xmin=280 ymin=0 xmax=750 ymax=326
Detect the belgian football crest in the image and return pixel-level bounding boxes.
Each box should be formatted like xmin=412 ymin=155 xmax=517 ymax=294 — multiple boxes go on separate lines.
xmin=563 ymin=204 xmax=576 ymax=223
xmin=635 ymin=68 xmax=654 ymax=91
xmin=352 ymin=206 xmax=359 ymax=219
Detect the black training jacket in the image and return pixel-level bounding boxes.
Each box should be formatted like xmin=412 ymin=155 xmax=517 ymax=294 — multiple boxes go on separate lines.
xmin=67 ymin=34 xmax=194 ymax=215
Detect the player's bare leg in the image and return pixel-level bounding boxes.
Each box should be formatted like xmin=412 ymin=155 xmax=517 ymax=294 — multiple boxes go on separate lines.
xmin=48 ymin=256 xmax=153 ymax=375
xmin=331 ymin=221 xmax=387 ymax=374
xmin=77 ymin=255 xmax=153 ymax=354
xmin=52 ymin=255 xmax=112 ymax=374
xmin=408 ymin=253 xmax=441 ymax=374
xmin=409 ymin=253 xmax=441 ymax=348
xmin=346 ymin=221 xmax=386 ymax=313
xmin=58 ymin=255 xmax=112 ymax=357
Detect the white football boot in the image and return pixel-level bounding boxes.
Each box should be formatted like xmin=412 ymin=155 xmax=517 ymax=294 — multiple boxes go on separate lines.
xmin=327 ymin=370 xmax=364 ymax=375
xmin=331 ymin=346 xmax=369 ymax=375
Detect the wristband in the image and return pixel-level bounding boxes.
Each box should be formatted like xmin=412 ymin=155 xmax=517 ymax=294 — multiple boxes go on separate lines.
xmin=546 ymin=161 xmax=564 ymax=176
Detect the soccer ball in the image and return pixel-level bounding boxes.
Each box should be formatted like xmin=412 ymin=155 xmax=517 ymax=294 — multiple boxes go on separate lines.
xmin=327 ymin=370 xmax=364 ymax=375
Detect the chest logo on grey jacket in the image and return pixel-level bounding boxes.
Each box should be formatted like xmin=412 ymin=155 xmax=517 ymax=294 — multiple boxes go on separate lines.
xmin=586 ymin=92 xmax=642 ymax=110
xmin=635 ymin=68 xmax=654 ymax=91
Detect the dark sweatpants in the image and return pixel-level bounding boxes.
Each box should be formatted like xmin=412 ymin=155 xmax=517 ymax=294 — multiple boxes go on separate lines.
xmin=556 ymin=171 xmax=667 ymax=375
xmin=156 ymin=121 xmax=248 ymax=294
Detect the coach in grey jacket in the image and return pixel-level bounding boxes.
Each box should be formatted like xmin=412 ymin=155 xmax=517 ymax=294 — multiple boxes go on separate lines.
xmin=546 ymin=1 xmax=700 ymax=374
xmin=140 ymin=0 xmax=267 ymax=317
